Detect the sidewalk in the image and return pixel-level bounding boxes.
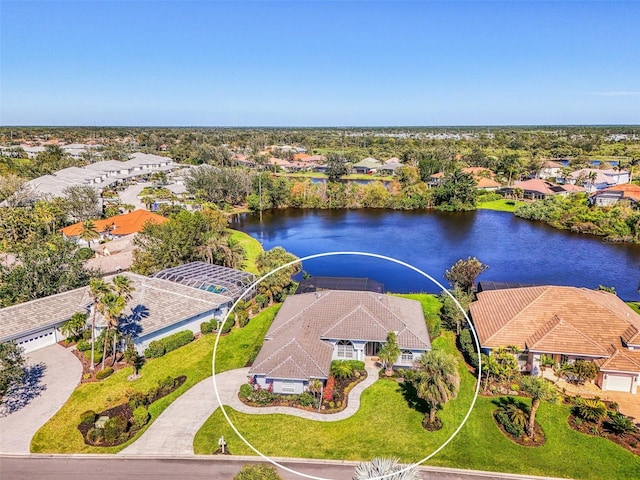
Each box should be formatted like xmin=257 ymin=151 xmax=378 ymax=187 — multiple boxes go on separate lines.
xmin=121 ymin=364 xmax=379 ymax=455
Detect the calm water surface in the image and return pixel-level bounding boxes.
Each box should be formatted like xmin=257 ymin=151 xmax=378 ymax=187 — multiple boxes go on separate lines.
xmin=233 ymin=209 xmax=640 ymax=301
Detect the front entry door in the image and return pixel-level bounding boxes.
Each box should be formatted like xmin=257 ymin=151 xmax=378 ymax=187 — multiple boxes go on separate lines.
xmin=366 ymin=342 xmax=381 ymax=356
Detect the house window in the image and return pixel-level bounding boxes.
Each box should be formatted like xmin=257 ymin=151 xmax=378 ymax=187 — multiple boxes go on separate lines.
xmin=282 ymin=382 xmax=295 ymax=394
xmin=401 ymin=350 xmax=413 ymax=362
xmin=336 ymin=340 xmax=354 ymax=359
xmin=560 ymin=354 xmax=569 ymax=364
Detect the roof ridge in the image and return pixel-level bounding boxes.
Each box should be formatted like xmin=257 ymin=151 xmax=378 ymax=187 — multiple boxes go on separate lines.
xmin=527 ymin=316 xmax=609 ymax=355
xmin=600 ymin=345 xmax=640 ymax=371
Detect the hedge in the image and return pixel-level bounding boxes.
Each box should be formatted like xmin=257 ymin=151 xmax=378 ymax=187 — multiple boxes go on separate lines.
xmin=144 ymin=330 xmax=194 ymax=358
xmin=95 ymin=367 xmax=114 ymax=380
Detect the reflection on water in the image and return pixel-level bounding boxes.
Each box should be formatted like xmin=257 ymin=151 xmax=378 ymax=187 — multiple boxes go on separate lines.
xmin=233 ymin=209 xmax=640 ymax=301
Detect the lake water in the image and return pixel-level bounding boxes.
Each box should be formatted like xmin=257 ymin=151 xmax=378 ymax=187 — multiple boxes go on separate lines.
xmin=232 ymin=209 xmax=640 ymax=301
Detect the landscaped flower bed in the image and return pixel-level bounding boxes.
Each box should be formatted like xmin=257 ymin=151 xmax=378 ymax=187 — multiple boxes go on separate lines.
xmin=239 ymin=361 xmax=367 ymax=413
xmin=77 ymin=375 xmax=186 ymax=446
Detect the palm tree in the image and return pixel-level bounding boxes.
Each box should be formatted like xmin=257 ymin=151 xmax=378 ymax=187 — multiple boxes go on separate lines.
xmin=98 ymin=291 xmax=126 ymax=370
xmin=377 ymin=331 xmax=400 ymax=376
xmin=79 ymin=219 xmax=100 ymax=247
xmin=60 ymin=311 xmax=88 ymax=340
xmin=519 ymin=376 xmax=559 ymax=438
xmin=88 ymin=278 xmax=109 ymax=371
xmin=588 ymin=170 xmax=598 ymax=192
xmin=109 ymin=275 xmax=135 ymax=366
xmin=414 ymin=349 xmax=460 ymax=426
xmin=353 ymin=457 xmax=421 ymax=480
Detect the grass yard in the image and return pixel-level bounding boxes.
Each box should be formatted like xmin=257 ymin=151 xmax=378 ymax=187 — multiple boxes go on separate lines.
xmin=229 ymin=229 xmax=263 ymax=275
xmin=31 ymin=305 xmax=280 ymax=453
xmin=194 ymin=331 xmax=639 ymax=480
xmin=628 ymin=302 xmax=640 ymax=315
xmin=477 ymin=199 xmax=517 ymax=212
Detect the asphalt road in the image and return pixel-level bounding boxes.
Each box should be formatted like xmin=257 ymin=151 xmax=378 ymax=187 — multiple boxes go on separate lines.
xmin=0 ymin=455 xmax=566 ymax=480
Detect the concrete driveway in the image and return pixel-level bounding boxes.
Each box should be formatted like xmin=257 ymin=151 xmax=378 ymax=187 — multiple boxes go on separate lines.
xmin=118 ymin=182 xmax=149 ymax=211
xmin=0 ymin=344 xmax=82 ymax=453
xmin=603 ymin=391 xmax=640 ymax=423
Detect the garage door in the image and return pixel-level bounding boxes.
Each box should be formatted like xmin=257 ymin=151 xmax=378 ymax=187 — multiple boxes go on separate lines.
xmin=15 ymin=328 xmax=56 ymax=353
xmin=606 ymin=373 xmax=633 ymax=393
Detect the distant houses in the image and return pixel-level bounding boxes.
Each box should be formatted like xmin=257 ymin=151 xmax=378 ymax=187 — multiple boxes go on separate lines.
xmin=500 ymin=179 xmax=585 ymax=200
xmin=590 ymin=183 xmax=640 ymax=207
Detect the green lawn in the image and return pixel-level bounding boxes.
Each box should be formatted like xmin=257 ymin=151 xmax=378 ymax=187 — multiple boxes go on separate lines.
xmin=229 ymin=228 xmax=263 ymax=274
xmin=31 ymin=305 xmax=280 ymax=453
xmin=193 ymin=332 xmax=639 ymax=479
xmin=394 ymin=293 xmax=442 ymax=329
xmin=477 ymin=199 xmax=517 ymax=212
xmin=628 ymin=302 xmax=640 ymax=315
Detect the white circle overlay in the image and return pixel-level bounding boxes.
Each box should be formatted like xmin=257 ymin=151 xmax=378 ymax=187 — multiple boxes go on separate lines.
xmin=212 ymin=251 xmax=482 ymax=480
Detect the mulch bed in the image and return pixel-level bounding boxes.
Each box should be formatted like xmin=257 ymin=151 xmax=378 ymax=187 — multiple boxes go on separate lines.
xmin=492 ymin=412 xmax=546 ymax=447
xmin=241 ymin=370 xmax=367 ymax=414
xmin=64 ymin=342 xmax=130 ymax=383
xmin=568 ymin=415 xmax=640 ymax=456
xmin=78 ymin=375 xmax=186 ymax=447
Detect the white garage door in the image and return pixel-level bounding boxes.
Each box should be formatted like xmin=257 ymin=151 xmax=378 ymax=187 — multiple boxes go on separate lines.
xmin=606 ymin=373 xmax=633 ymax=393
xmin=15 ymin=328 xmax=57 ymax=353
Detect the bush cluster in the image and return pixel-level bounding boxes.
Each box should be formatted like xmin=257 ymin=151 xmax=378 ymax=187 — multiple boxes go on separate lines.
xmin=95 ymin=367 xmax=114 ymax=380
xmin=322 ymin=376 xmax=335 ymax=402
xmin=495 ymin=407 xmax=524 ymax=438
xmin=457 ymin=329 xmax=478 ymax=369
xmin=76 ymin=339 xmax=91 ymax=352
xmin=247 ymin=388 xmax=275 ymax=405
xmin=239 ymin=383 xmax=253 ymax=400
xmin=144 ymin=330 xmax=194 ymax=358
xmin=132 ymin=406 xmax=150 ymax=429
xmin=298 ymin=391 xmax=315 ymax=407
xmin=200 ymin=320 xmax=215 ymax=334
xmin=103 ymin=416 xmax=128 ymax=442
xmin=128 ymin=376 xmax=182 ymax=410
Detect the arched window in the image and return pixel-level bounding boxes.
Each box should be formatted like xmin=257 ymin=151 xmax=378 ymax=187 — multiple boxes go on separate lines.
xmin=401 ymin=350 xmax=413 ymax=362
xmin=336 ymin=340 xmax=354 ymax=359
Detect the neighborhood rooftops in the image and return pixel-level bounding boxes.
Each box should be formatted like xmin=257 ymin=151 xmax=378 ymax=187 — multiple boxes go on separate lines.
xmin=249 ymin=291 xmax=430 ymax=381
xmin=60 ymin=210 xmax=168 ymax=238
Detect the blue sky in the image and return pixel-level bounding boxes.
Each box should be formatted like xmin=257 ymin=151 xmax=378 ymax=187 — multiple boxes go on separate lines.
xmin=1 ymin=1 xmax=638 ymax=126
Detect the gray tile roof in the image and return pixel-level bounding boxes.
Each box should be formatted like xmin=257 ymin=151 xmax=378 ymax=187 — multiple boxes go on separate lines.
xmin=249 ymin=291 xmax=430 ymax=380
xmin=0 ymin=272 xmax=233 ymax=342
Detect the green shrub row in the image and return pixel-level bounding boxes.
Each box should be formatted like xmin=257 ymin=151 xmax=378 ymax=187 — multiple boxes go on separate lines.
xmin=144 ymin=330 xmax=194 ymax=358
xmin=458 ymin=328 xmax=479 ymax=369
xmin=128 ymin=376 xmax=182 ymax=410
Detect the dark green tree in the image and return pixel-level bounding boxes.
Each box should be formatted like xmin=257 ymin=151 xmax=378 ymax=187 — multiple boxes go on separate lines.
xmin=0 ymin=342 xmax=25 ymax=401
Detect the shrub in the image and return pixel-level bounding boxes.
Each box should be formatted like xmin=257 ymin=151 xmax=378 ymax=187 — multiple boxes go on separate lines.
xmin=234 ymin=464 xmax=283 ymax=480
xmin=128 ymin=391 xmax=148 ymax=410
xmin=255 ymin=294 xmax=269 ymax=309
xmin=157 ymin=376 xmax=177 ymax=395
xmin=86 ymin=427 xmax=104 ymax=444
xmin=144 ymin=340 xmax=165 ymax=358
xmin=249 ymin=388 xmax=275 ymax=405
xmin=76 ymin=339 xmax=91 ymax=352
xmin=239 ymin=384 xmax=253 ymax=400
xmin=220 ymin=317 xmax=235 ymax=334
xmin=162 ymin=330 xmax=194 ymax=354
xmin=495 ymin=403 xmax=526 ymax=438
xmin=343 ymin=360 xmax=365 ymax=371
xmin=330 ymin=361 xmax=354 ymax=380
xmin=103 ymin=416 xmax=128 ymax=442
xmin=132 ymin=406 xmax=150 ymax=429
xmin=509 ymin=384 xmax=519 ymax=392
xmin=95 ymin=367 xmax=114 ymax=380
xmin=322 ymin=376 xmax=335 ymax=402
xmin=573 ymin=398 xmax=607 ymax=422
xmin=80 ymin=410 xmax=97 ymax=425
xmin=200 ymin=321 xmax=215 ymax=334
xmin=606 ymin=412 xmax=638 ymax=436
xmin=457 ymin=329 xmax=478 ymax=369
xmin=298 ymin=392 xmax=315 ymax=407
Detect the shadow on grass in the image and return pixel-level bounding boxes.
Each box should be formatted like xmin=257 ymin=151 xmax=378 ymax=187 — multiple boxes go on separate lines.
xmin=0 ymin=362 xmax=47 ymax=416
xmin=491 ymin=395 xmax=530 ymax=414
xmin=397 ymin=380 xmax=430 ymax=415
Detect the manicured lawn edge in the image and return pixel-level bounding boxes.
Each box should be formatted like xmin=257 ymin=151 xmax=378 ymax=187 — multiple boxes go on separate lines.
xmin=477 ymin=199 xmax=517 ymax=212
xmin=31 ymin=305 xmax=280 ymax=453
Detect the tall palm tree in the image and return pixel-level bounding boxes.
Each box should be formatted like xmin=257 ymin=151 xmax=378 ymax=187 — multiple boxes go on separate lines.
xmin=98 ymin=291 xmax=125 ymax=370
xmin=60 ymin=311 xmax=88 ymax=340
xmin=79 ymin=219 xmax=100 ymax=247
xmin=519 ymin=376 xmax=559 ymax=438
xmin=353 ymin=457 xmax=421 ymax=480
xmin=414 ymin=349 xmax=460 ymax=426
xmin=109 ymin=275 xmax=135 ymax=366
xmin=88 ymin=278 xmax=109 ymax=371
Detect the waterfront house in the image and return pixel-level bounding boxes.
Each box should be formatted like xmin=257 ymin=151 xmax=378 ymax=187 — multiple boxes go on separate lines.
xmin=590 ymin=183 xmax=640 ymax=207
xmin=249 ymin=290 xmax=431 ymax=395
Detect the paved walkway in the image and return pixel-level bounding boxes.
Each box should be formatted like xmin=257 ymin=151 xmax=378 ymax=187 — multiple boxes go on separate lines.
xmin=0 ymin=344 xmax=82 ymax=454
xmin=121 ymin=364 xmax=379 ymax=455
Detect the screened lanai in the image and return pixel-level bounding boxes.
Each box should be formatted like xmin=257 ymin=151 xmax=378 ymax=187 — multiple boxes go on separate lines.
xmin=153 ymin=262 xmax=256 ymax=301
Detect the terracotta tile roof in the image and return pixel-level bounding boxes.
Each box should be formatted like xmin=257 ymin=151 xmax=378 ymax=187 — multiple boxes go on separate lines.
xmin=249 ymin=291 xmax=430 ymax=380
xmin=61 ymin=210 xmax=167 ymax=237
xmin=476 ymin=177 xmax=501 ymax=189
xmin=592 ymin=183 xmax=640 ymax=202
xmin=597 ymin=347 xmax=640 ymax=373
xmin=470 ymin=286 xmax=640 ymax=372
